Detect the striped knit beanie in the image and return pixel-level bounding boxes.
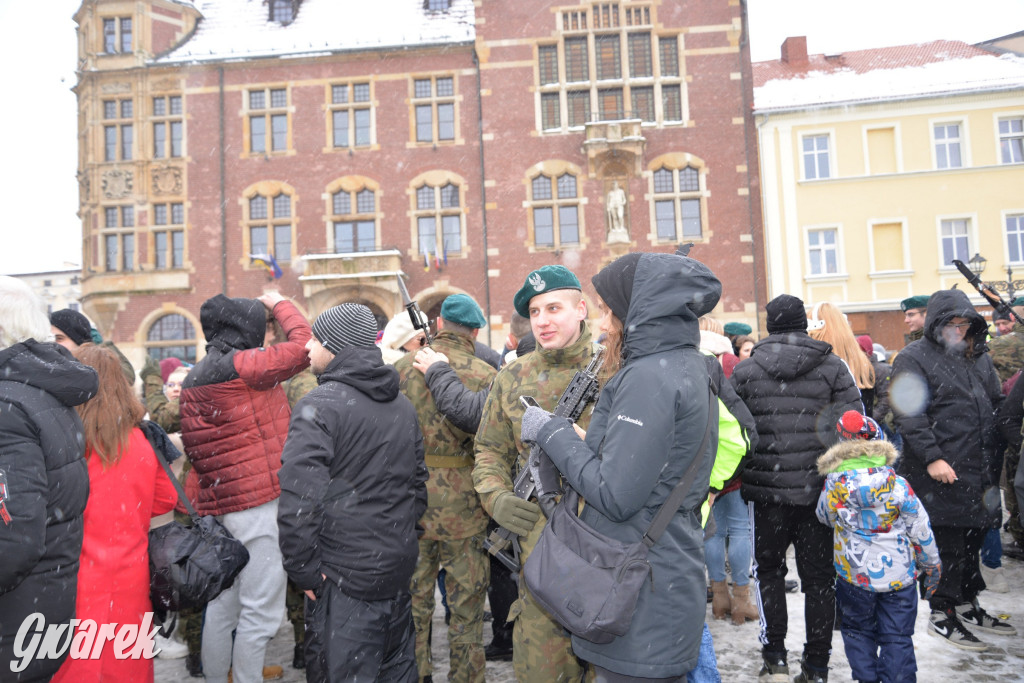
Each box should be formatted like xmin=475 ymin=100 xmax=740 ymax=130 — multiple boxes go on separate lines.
xmin=312 ymin=303 xmax=379 ymax=354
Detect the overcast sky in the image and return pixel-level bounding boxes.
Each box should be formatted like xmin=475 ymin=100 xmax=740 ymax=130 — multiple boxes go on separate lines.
xmin=2 ymin=0 xmax=1022 ymax=275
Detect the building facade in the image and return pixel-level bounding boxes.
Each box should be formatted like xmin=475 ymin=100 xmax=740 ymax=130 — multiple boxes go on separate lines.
xmin=754 ymin=37 xmax=1024 ymax=350
xmin=75 ymin=0 xmax=765 ymax=366
xmin=11 ymin=268 xmax=83 ymax=317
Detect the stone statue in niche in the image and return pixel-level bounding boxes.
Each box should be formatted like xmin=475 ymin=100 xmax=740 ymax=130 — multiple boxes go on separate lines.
xmin=606 ymin=181 xmax=629 ymax=243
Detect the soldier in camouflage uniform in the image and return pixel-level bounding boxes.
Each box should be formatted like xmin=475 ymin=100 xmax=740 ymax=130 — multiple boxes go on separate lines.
xmin=474 ymin=266 xmax=598 ymax=682
xmin=396 ymin=294 xmax=497 ymax=683
xmin=901 ymin=295 xmax=929 ymax=345
xmin=988 ymin=305 xmax=1024 ymax=549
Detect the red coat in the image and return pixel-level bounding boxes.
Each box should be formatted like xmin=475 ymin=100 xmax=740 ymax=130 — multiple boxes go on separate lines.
xmin=180 ymin=300 xmax=311 ymax=516
xmin=52 ymin=428 xmax=177 ymax=683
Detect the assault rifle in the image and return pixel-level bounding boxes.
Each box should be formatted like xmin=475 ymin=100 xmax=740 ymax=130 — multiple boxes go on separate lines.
xmin=396 ymin=274 xmax=433 ymax=344
xmin=484 ymin=346 xmax=605 ymax=573
xmin=952 ymin=260 xmax=1024 ymax=326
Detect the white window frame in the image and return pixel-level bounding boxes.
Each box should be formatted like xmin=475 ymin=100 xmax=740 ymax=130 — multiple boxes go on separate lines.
xmin=804 ymin=225 xmax=842 ymax=278
xmin=936 ymin=214 xmax=976 ymax=269
xmin=997 ymin=114 xmax=1024 ymax=165
xmin=800 ymin=131 xmax=833 ymax=181
xmin=930 ymin=118 xmax=967 ymax=170
xmin=1005 ymin=210 xmax=1024 ymax=265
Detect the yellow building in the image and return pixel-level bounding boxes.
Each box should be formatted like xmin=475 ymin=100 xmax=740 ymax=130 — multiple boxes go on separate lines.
xmin=754 ymin=37 xmax=1024 ymax=350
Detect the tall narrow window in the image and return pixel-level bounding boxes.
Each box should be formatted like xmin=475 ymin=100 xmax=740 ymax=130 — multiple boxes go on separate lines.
xmin=102 ymin=205 xmax=135 ymax=271
xmin=940 ymin=218 xmax=969 ymax=265
xmin=103 ymin=99 xmax=133 ymax=161
xmin=628 ymin=33 xmax=652 ymax=78
xmin=331 ymin=82 xmax=373 ymax=149
xmin=102 ymin=17 xmax=132 ymax=54
xmin=802 ymin=134 xmax=830 ymax=180
xmin=539 ymin=45 xmax=559 ymax=85
xmin=530 ymin=172 xmax=581 ymax=248
xmin=565 ymin=38 xmax=589 ymax=82
xmin=595 ymin=35 xmax=621 ymax=80
xmin=331 ymin=187 xmax=377 ymax=253
xmin=152 ymin=95 xmax=183 ymax=159
xmin=934 ymin=123 xmax=963 ymax=169
xmin=999 ymin=118 xmax=1024 ymax=164
xmin=248 ymin=88 xmax=288 ymax=153
xmin=153 ymin=202 xmax=185 ymax=269
xmin=412 ymin=76 xmax=456 ymax=144
xmin=807 ymin=228 xmax=839 ymax=275
xmin=1007 ymin=214 xmax=1024 ymax=263
xmin=248 ymin=191 xmax=294 ymax=263
xmin=541 ymin=93 xmax=561 ymax=131
xmin=652 ymin=166 xmax=704 ymax=241
xmin=414 ymin=182 xmax=462 ymax=256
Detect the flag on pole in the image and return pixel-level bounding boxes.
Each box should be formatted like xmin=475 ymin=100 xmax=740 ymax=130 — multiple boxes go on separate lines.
xmin=249 ymin=253 xmax=283 ymax=279
xmin=434 ymin=245 xmax=442 ymax=270
xmin=442 ymin=239 xmax=448 ymax=266
xmin=423 ymin=247 xmax=430 ymax=272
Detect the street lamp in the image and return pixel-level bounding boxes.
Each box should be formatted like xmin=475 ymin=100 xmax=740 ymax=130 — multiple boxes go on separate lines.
xmin=968 ymin=252 xmax=1024 ymax=302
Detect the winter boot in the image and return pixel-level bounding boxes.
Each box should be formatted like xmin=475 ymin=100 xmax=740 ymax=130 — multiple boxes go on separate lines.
xmin=956 ymin=599 xmax=1017 ymax=635
xmin=757 ymin=651 xmax=788 ymax=683
xmin=730 ymin=583 xmax=758 ymax=624
xmin=928 ymin=608 xmax=988 ymax=651
xmin=711 ymin=580 xmax=732 ymax=619
xmin=793 ymin=658 xmax=828 ymax=683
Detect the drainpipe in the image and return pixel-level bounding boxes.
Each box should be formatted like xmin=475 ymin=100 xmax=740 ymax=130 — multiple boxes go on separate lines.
xmin=738 ymin=0 xmax=763 ymax=334
xmin=219 ymin=66 xmax=228 ymax=295
xmin=473 ymin=48 xmax=492 ymax=347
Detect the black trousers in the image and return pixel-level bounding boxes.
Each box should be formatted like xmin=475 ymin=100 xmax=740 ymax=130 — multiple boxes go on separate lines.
xmin=928 ymin=526 xmax=986 ymax=612
xmin=487 ymin=523 xmax=517 ymax=644
xmin=304 ymin=582 xmax=418 ymax=683
xmin=752 ymin=501 xmax=835 ymax=668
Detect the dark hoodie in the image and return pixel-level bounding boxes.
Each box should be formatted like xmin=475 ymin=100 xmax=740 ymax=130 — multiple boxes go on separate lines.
xmin=0 ymin=340 xmax=97 ymax=680
xmin=732 ymin=331 xmax=863 ymax=507
xmin=180 ymin=297 xmax=311 ymax=516
xmin=535 ymin=252 xmax=721 ymax=678
xmin=277 ymin=346 xmax=427 ymax=599
xmin=892 ymin=289 xmax=1003 ymax=527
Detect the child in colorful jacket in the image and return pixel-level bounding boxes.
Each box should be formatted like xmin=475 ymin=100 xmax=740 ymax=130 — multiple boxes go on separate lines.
xmin=815 ymin=411 xmax=941 ymax=683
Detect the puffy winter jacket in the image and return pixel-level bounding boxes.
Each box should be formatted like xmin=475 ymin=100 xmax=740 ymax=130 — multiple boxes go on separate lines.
xmin=180 ymin=296 xmax=310 ymax=516
xmin=278 ymin=346 xmax=428 ymax=599
xmin=892 ymin=289 xmax=1003 ymax=527
xmin=733 ymin=333 xmax=863 ymax=506
xmin=0 ymin=340 xmax=97 ymax=680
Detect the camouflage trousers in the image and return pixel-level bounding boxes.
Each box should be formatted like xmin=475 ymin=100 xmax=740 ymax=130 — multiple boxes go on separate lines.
xmin=286 ymin=578 xmax=305 ymax=644
xmin=411 ymin=533 xmax=489 ymax=683
xmin=1004 ymin=447 xmax=1024 ymax=544
xmin=510 ymin=521 xmax=585 ymax=683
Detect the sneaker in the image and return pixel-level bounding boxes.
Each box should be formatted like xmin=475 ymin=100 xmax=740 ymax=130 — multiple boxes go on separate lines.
xmin=928 ymin=609 xmax=988 ymax=651
xmin=793 ymin=658 xmax=828 ymax=683
xmin=785 ymin=579 xmax=799 ymax=593
xmin=757 ymin=653 xmax=789 ymax=682
xmin=154 ymin=632 xmax=188 ymax=659
xmin=957 ymin=600 xmax=1017 ymax=636
xmin=980 ymin=563 xmax=1009 ymax=593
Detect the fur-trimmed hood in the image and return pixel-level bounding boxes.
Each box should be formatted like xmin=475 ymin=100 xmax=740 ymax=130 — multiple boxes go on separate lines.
xmin=816 ymin=439 xmax=898 ymax=475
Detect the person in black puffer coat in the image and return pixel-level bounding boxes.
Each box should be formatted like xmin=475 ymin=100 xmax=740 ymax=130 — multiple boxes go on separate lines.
xmin=0 ymin=276 xmax=98 ymax=681
xmin=891 ymin=288 xmax=1011 ymax=649
xmin=732 ymin=294 xmax=862 ymax=683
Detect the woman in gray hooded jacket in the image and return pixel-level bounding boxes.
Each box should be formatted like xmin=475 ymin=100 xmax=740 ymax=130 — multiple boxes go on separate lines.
xmin=523 ymin=250 xmax=721 ymax=680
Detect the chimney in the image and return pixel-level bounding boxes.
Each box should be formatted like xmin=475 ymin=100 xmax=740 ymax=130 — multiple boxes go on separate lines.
xmin=781 ymin=36 xmax=808 ymax=64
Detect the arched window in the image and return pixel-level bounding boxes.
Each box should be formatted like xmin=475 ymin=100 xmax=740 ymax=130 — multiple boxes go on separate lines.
xmin=146 ymin=313 xmax=197 ymax=363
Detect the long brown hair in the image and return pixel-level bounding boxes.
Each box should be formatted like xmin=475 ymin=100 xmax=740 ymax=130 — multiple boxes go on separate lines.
xmin=808 ymin=302 xmax=875 ymax=390
xmin=73 ymin=344 xmax=145 ymax=467
xmin=600 ymin=311 xmax=625 ymax=380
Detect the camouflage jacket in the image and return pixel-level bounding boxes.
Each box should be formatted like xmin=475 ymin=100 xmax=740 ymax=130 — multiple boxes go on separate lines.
xmin=473 ymin=326 xmax=599 ymax=517
xmin=396 ymin=330 xmax=496 ymax=539
xmin=284 ymin=367 xmax=318 ymax=409
xmin=141 ymin=357 xmax=180 ymax=433
xmin=988 ymin=327 xmax=1024 ymax=385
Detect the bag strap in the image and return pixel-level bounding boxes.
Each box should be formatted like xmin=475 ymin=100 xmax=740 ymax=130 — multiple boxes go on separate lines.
xmin=641 ymin=382 xmax=714 ymax=548
xmin=140 ymin=420 xmax=200 ymax=523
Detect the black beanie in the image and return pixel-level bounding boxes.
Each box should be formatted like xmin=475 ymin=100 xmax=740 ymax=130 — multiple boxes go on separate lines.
xmin=592 ymin=252 xmax=642 ymax=323
xmin=312 ymin=303 xmax=379 ymax=354
xmin=766 ymin=294 xmax=808 ymax=334
xmin=50 ymin=309 xmax=92 ymax=346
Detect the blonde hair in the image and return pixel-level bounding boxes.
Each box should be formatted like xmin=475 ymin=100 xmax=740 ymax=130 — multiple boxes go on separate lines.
xmin=698 ymin=316 xmax=724 ymax=335
xmin=809 ymin=302 xmax=875 ymax=389
xmin=0 ymin=276 xmax=50 ymax=350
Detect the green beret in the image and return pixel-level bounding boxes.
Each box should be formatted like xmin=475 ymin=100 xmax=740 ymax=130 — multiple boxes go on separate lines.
xmin=900 ymin=295 xmax=930 ymax=312
xmin=513 ymin=265 xmax=582 ymax=318
xmin=440 ymin=293 xmax=487 ymax=329
xmin=723 ymin=322 xmax=752 ymax=336
xmin=1012 ymin=297 xmax=1024 ymax=307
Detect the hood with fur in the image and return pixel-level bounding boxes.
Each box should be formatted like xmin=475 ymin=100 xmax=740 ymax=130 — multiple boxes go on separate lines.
xmin=817 ymin=439 xmax=898 ymax=475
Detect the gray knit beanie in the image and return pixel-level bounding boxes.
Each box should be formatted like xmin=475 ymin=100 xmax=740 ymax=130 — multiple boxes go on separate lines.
xmin=312 ymin=303 xmax=379 ymax=354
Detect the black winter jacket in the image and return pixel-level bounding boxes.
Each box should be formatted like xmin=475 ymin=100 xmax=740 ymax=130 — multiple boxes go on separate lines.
xmin=0 ymin=340 xmax=97 ymax=680
xmin=278 ymin=346 xmax=427 ymax=600
xmin=733 ymin=333 xmax=862 ymax=507
xmin=893 ymin=289 xmax=1003 ymax=527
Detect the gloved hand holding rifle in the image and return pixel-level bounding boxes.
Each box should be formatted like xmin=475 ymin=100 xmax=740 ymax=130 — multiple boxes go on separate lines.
xmin=396 ymin=273 xmax=433 ymax=344
xmin=953 ymin=259 xmax=1024 ymax=326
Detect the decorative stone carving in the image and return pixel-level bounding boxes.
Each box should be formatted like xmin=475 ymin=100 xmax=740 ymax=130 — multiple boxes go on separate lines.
xmin=605 ymin=181 xmax=630 ymax=244
xmin=151 ymin=166 xmax=183 ymax=195
xmin=102 ymin=169 xmax=133 ymax=199
xmin=77 ymin=170 xmax=90 ymax=202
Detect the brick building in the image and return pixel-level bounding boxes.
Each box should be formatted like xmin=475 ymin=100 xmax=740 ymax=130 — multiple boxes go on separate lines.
xmin=74 ymin=0 xmax=765 ymax=365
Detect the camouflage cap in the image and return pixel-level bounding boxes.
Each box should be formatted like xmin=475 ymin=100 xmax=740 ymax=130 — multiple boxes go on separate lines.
xmin=513 ymin=265 xmax=581 ymax=317
xmin=440 ymin=293 xmax=487 ymax=329
xmin=900 ymin=295 xmax=930 ymax=312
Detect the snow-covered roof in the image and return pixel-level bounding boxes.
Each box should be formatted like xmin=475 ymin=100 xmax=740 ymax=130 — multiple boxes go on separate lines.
xmin=753 ymin=40 xmax=1024 ymax=113
xmin=156 ymin=0 xmax=475 ymax=65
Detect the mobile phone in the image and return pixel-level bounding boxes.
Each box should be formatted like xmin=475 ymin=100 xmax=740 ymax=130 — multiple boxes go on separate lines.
xmin=520 ymin=396 xmax=540 ymax=409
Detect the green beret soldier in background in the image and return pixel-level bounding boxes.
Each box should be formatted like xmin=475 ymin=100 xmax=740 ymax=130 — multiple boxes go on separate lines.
xmin=723 ymin=321 xmax=753 ymax=355
xmin=396 ymin=294 xmax=497 ymax=683
xmin=473 ymin=265 xmax=599 ymax=681
xmin=901 ymin=295 xmax=930 ymax=345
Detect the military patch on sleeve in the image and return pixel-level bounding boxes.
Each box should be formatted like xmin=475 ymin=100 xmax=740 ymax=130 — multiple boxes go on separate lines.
xmin=0 ymin=469 xmax=10 ymax=525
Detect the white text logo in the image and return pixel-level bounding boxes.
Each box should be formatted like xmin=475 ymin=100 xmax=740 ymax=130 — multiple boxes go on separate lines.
xmin=10 ymin=612 xmax=159 ymax=673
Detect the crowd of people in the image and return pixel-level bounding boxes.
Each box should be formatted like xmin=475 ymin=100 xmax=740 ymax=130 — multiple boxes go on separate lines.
xmin=0 ymin=247 xmax=1021 ymax=683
